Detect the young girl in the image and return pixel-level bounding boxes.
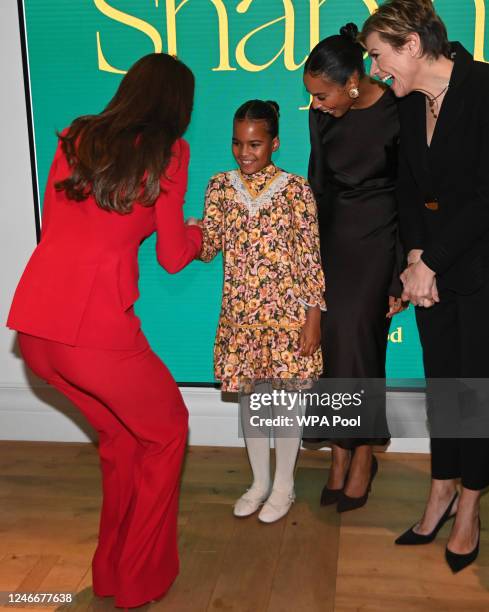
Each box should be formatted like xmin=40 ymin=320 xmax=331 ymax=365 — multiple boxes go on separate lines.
xmin=193 ymin=100 xmax=326 ymax=523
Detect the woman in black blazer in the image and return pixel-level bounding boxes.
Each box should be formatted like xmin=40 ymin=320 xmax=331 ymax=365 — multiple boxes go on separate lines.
xmin=362 ymin=0 xmax=489 ymax=573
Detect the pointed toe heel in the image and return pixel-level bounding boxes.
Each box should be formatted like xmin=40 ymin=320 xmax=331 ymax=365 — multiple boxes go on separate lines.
xmin=445 ymin=518 xmax=480 ymax=573
xmin=320 ymin=460 xmax=351 ymax=507
xmin=395 ymin=492 xmax=458 ymax=545
xmin=337 ymin=455 xmax=378 ymax=514
xmin=320 ymin=485 xmax=342 ymax=506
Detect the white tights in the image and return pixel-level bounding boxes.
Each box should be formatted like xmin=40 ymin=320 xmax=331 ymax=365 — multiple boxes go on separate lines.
xmin=241 ymin=382 xmax=303 ymax=495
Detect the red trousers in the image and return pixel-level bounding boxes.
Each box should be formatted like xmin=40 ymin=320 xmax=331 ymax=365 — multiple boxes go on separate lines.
xmin=18 ymin=333 xmax=188 ymax=608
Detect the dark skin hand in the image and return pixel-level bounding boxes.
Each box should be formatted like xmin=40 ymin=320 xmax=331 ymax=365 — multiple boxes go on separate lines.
xmin=386 ymin=296 xmax=409 ymax=319
xmin=299 ymin=305 xmax=321 ymax=356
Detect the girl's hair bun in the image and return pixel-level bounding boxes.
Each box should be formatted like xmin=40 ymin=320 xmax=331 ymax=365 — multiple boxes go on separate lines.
xmin=265 ymin=100 xmax=280 ymax=117
xmin=234 ymin=99 xmax=280 ymax=138
xmin=339 ymin=22 xmax=359 ymax=43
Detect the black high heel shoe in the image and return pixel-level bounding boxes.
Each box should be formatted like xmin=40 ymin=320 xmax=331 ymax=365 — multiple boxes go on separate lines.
xmin=395 ymin=492 xmax=458 ymax=545
xmin=445 ymin=517 xmax=480 ymax=573
xmin=320 ymin=466 xmax=351 ymax=506
xmin=320 ymin=485 xmax=342 ymax=506
xmin=336 ymin=455 xmax=378 ymax=513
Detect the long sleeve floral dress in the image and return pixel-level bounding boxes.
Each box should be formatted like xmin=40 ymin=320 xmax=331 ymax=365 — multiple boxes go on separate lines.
xmin=200 ymin=163 xmax=326 ymax=392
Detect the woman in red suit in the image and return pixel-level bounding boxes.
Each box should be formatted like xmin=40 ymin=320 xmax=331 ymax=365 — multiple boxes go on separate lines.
xmin=7 ymin=53 xmax=202 ymax=607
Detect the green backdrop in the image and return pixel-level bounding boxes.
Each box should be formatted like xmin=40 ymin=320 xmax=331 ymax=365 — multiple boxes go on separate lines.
xmin=19 ymin=0 xmax=489 ymax=384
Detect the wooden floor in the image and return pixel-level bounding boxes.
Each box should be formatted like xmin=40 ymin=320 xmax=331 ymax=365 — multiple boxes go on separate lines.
xmin=1 ymin=443 xmax=489 ymax=612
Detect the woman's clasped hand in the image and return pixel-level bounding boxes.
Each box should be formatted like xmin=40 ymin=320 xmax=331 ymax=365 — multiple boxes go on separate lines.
xmin=400 ymin=249 xmax=439 ymax=308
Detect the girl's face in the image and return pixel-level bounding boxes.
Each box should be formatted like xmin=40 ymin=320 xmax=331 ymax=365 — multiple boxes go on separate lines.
xmin=232 ymin=119 xmax=279 ymax=175
xmin=365 ymin=31 xmax=418 ymax=98
xmin=303 ymin=72 xmax=357 ymax=118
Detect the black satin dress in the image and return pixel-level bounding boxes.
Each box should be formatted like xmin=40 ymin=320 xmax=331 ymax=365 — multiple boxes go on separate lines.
xmin=308 ymin=88 xmax=400 ymax=449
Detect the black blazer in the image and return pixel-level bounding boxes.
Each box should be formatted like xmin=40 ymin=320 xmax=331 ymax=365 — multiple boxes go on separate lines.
xmin=397 ymin=42 xmax=489 ymax=294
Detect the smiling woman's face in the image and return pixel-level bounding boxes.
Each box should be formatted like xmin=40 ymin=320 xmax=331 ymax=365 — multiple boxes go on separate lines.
xmin=364 ymin=31 xmax=417 ymax=98
xmin=303 ymin=72 xmax=355 ymax=118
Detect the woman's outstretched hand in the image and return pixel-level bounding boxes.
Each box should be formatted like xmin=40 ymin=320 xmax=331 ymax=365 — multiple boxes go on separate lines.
xmin=299 ymin=305 xmax=321 ymax=356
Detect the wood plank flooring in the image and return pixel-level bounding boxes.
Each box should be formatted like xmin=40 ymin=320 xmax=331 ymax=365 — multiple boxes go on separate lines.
xmin=0 ymin=443 xmax=488 ymax=611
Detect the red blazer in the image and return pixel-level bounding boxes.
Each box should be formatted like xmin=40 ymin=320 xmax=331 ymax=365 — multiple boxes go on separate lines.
xmin=7 ymin=136 xmax=202 ymax=349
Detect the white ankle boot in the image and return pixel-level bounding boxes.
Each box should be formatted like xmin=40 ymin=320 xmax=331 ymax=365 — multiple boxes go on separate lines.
xmin=258 ymin=488 xmax=295 ymax=523
xmin=233 ymin=487 xmax=270 ymax=518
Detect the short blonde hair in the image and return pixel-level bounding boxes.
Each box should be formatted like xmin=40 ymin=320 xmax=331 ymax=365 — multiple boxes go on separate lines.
xmin=359 ymin=0 xmax=450 ymax=60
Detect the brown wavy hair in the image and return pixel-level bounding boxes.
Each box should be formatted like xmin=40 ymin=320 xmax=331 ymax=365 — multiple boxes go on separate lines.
xmin=359 ymin=0 xmax=451 ymax=60
xmin=55 ymin=53 xmax=195 ymax=214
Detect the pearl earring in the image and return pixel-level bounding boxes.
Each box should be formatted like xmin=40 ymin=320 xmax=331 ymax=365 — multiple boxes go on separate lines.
xmin=349 ymin=87 xmax=360 ymax=99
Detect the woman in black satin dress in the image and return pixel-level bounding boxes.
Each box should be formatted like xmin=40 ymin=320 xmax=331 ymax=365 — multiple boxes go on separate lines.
xmin=303 ymin=23 xmax=404 ymax=512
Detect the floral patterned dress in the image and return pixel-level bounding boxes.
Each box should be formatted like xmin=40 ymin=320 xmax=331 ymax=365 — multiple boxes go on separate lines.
xmin=200 ymin=163 xmax=326 ymax=392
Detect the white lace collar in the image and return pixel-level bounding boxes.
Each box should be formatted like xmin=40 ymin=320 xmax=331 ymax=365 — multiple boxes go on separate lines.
xmin=228 ymin=170 xmax=290 ymax=217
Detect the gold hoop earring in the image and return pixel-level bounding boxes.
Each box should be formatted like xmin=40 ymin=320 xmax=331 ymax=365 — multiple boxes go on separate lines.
xmin=348 ymin=87 xmax=360 ymax=99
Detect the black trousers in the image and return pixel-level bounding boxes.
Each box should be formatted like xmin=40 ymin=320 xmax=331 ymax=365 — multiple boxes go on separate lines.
xmin=415 ymin=283 xmax=489 ymax=491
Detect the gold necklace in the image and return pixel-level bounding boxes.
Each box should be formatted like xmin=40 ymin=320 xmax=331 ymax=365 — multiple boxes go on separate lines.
xmin=426 ymin=84 xmax=449 ymax=119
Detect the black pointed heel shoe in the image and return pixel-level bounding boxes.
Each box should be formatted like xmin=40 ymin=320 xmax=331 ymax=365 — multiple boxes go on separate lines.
xmin=336 ymin=455 xmax=378 ymax=513
xmin=320 ymin=463 xmax=351 ymax=506
xmin=445 ymin=517 xmax=480 ymax=573
xmin=395 ymin=492 xmax=458 ymax=545
xmin=320 ymin=485 xmax=342 ymax=506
